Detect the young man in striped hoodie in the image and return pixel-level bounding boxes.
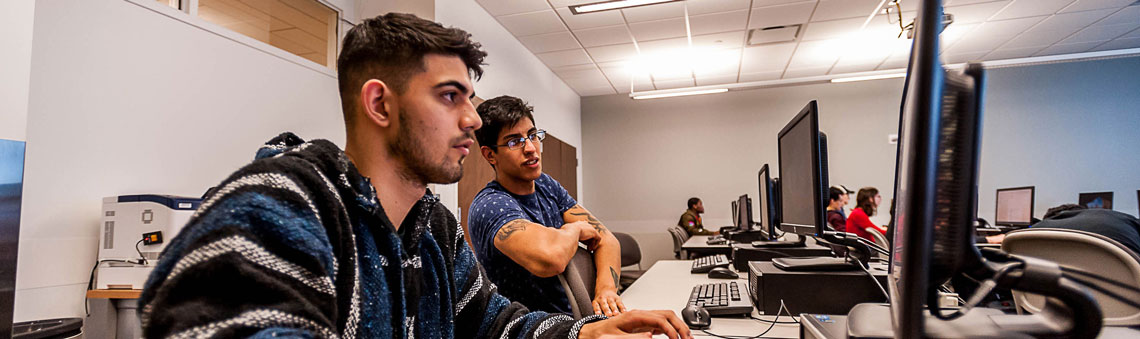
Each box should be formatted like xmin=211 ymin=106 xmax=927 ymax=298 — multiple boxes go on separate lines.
xmin=138 ymin=12 xmax=689 ymax=339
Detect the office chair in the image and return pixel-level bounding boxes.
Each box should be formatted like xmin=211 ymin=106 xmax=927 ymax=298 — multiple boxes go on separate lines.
xmin=1002 ymin=228 xmax=1140 ymax=326
xmin=668 ymin=226 xmax=688 ymax=259
xmin=612 ymin=232 xmax=645 ymax=289
xmin=867 ymin=228 xmax=890 ymax=251
xmin=556 ymin=247 xmax=597 ymax=319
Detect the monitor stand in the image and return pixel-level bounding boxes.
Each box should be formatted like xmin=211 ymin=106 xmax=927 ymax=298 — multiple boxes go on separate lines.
xmin=846 ymin=303 xmax=1077 ymax=339
xmin=751 ymin=233 xmax=806 ymax=248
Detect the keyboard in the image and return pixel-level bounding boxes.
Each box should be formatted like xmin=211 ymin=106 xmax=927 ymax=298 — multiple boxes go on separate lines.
xmin=687 ymin=281 xmax=754 ymax=316
xmin=690 ymin=254 xmax=730 ymax=273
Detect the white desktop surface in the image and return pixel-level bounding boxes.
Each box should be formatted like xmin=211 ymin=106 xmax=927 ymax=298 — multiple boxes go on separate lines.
xmin=621 ymin=260 xmax=799 ymax=338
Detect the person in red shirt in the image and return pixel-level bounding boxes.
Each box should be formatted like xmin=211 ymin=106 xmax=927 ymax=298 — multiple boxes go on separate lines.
xmin=846 ymin=187 xmax=887 ymax=242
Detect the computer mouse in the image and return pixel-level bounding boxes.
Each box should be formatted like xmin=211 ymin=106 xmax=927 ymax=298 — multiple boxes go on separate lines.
xmin=681 ymin=304 xmax=711 ymax=330
xmin=707 ymin=267 xmax=739 ymax=279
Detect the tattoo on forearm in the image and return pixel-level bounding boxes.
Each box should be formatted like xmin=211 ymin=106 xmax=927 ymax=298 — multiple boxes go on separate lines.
xmin=570 ymin=209 xmax=606 ymax=234
xmin=497 ymin=220 xmax=527 ymax=241
xmin=610 ymin=267 xmax=620 ymax=287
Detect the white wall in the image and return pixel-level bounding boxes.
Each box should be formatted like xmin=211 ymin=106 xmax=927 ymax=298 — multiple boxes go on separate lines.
xmin=434 ymin=0 xmax=584 ymax=216
xmin=16 ymin=0 xmax=347 ymax=321
xmin=0 ymin=0 xmax=35 ymax=142
xmin=582 ymin=55 xmax=1140 ymax=268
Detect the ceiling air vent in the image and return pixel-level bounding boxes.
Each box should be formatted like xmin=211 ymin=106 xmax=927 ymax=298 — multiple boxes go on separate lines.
xmin=747 ymin=25 xmax=801 ymax=46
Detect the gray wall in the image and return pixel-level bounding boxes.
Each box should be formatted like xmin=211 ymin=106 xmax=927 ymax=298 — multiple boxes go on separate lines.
xmin=583 ymin=56 xmax=1140 ymax=268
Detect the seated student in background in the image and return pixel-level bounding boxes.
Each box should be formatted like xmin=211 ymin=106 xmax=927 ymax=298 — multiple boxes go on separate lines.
xmin=987 ymin=204 xmax=1140 ymax=254
xmin=138 ymin=13 xmax=688 ymax=338
xmin=846 ymin=187 xmax=887 ymax=242
xmin=468 ymin=96 xmax=626 ymax=317
xmin=678 ymin=197 xmax=717 ymax=236
xmin=826 ymin=186 xmax=852 ymax=231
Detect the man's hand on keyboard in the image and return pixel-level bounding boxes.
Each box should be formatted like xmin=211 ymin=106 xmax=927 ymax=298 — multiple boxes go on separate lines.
xmin=579 ymin=310 xmax=693 ymax=339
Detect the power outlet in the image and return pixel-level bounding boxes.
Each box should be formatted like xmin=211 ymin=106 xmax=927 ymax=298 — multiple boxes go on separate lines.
xmin=143 ymin=231 xmax=163 ymax=245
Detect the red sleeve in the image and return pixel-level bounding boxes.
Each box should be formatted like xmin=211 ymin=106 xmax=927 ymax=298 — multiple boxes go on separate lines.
xmin=848 ymin=209 xmax=885 ymax=235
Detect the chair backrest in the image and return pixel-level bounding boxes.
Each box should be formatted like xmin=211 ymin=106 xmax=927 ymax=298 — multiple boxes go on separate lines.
xmin=612 ymin=232 xmax=642 ymax=267
xmin=867 ymin=228 xmax=889 ymax=250
xmin=668 ymin=226 xmax=686 ymax=259
xmin=556 ymin=246 xmax=597 ymax=318
xmin=1002 ymin=228 xmax=1140 ymax=326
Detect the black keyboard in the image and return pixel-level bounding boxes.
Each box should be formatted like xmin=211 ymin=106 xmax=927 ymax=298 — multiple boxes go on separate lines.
xmin=687 ymin=281 xmax=753 ymax=316
xmin=690 ymin=254 xmax=730 ymax=273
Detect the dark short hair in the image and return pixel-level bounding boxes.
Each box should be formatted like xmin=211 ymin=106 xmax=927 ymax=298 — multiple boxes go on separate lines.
xmin=1043 ymin=204 xmax=1086 ymax=220
xmin=337 ymin=13 xmax=487 ymax=125
xmin=829 ymin=187 xmax=844 ymax=202
xmin=475 ymin=95 xmax=535 ymax=149
xmin=688 ymin=197 xmax=701 ymax=209
xmin=855 ymin=187 xmax=879 ymax=216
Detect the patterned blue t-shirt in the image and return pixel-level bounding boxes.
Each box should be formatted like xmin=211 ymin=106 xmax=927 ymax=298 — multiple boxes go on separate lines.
xmin=468 ymin=173 xmax=578 ymax=313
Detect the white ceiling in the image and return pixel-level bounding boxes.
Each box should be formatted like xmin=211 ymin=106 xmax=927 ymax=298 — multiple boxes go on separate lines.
xmin=475 ymin=0 xmax=1140 ymax=96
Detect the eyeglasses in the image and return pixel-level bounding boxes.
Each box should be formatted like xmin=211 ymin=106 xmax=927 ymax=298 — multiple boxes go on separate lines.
xmin=493 ymin=130 xmax=546 ymax=151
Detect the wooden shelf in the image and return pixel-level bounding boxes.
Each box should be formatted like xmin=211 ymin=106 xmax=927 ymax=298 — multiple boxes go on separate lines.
xmin=86 ymin=289 xmax=142 ymax=299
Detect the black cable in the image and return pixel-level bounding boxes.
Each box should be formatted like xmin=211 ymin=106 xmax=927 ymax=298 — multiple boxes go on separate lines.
xmin=1062 ymin=273 xmax=1140 ymax=310
xmin=135 ymin=238 xmax=148 ymax=265
xmin=698 ymin=300 xmax=795 ymax=339
xmin=929 ymin=262 xmax=1021 ymax=320
xmin=85 ymin=259 xmax=140 ymax=316
xmin=748 ymin=316 xmax=799 ymax=324
xmin=851 ymin=251 xmax=890 ymax=302
xmin=1059 ymin=264 xmax=1140 ymax=295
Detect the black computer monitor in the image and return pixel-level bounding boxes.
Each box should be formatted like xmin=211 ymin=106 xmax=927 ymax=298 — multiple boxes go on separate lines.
xmin=0 ymin=139 xmax=26 ymax=338
xmin=758 ymin=165 xmax=780 ymax=240
xmin=995 ymin=186 xmax=1034 ymax=226
xmin=736 ymin=194 xmax=754 ymax=231
xmin=1078 ymin=191 xmax=1113 ymax=210
xmin=886 ymin=1 xmax=987 ymax=336
xmin=730 ymin=200 xmax=738 ymax=228
xmin=777 ymin=101 xmax=829 ymax=237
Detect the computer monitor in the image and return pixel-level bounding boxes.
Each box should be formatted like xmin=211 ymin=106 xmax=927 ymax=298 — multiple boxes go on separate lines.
xmin=777 ymin=101 xmax=829 ymax=237
xmin=995 ymin=186 xmax=1034 ymax=226
xmin=757 ymin=165 xmax=780 ymax=240
xmin=736 ymin=194 xmax=753 ymax=231
xmin=0 ymin=139 xmax=26 ymax=338
xmin=1078 ymin=191 xmax=1113 ymax=210
xmin=886 ymin=1 xmax=987 ymax=336
xmin=730 ymin=200 xmax=738 ymax=228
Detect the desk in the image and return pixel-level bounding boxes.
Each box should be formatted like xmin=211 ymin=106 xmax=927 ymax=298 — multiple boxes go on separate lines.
xmin=87 ymin=289 xmax=141 ymax=339
xmin=682 ymin=236 xmax=732 ymax=258
xmin=621 ymin=260 xmax=799 ymax=338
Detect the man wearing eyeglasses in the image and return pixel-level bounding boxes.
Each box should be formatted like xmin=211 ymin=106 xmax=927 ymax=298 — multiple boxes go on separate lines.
xmin=468 ymin=95 xmax=626 ymax=317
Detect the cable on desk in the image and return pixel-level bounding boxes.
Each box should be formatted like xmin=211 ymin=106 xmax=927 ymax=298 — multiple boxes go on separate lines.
xmin=697 ymin=300 xmax=796 ymax=339
xmin=849 ymin=252 xmax=889 ymax=302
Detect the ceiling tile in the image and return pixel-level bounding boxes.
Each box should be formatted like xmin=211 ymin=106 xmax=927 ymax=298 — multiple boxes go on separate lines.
xmin=942 ymin=51 xmax=987 ymax=64
xmin=497 ymin=10 xmax=568 ymax=36
xmin=549 ymin=0 xmax=596 ymax=7
xmin=977 ymin=16 xmax=1049 ymax=35
xmin=695 ymin=73 xmax=739 ymax=86
xmin=476 ymin=0 xmax=551 ymax=16
xmin=877 ymin=56 xmax=909 ymax=70
xmin=1000 ymin=30 xmax=1070 ymax=49
xmin=740 ymin=42 xmax=796 ymax=72
xmin=575 ymin=25 xmax=635 ymax=47
xmin=636 ymin=37 xmax=688 ymax=55
xmin=830 ymin=58 xmax=885 ymax=74
xmin=555 ymin=66 xmax=612 ymax=89
xmin=1090 ymin=36 xmax=1140 ymax=51
xmin=991 ymin=0 xmax=1076 ymax=20
xmin=692 ymin=31 xmax=747 ymax=50
xmin=944 ymin=1 xmax=1011 ymax=24
xmin=1034 ymin=40 xmax=1103 ymax=55
xmin=692 ymin=48 xmax=742 ymax=76
xmin=749 ymin=2 xmax=816 ymax=29
xmin=783 ymin=67 xmax=830 ymax=78
xmin=1062 ymin=22 xmax=1140 ymax=43
xmin=537 ymin=49 xmax=593 ymax=67
xmin=598 ymin=61 xmax=654 ymax=93
xmin=688 ymin=0 xmax=752 ymax=15
xmin=586 ymin=43 xmax=639 ymax=62
xmin=622 ymin=1 xmax=686 ymax=22
xmin=629 ymin=17 xmax=688 ymax=41
xmin=555 ymin=7 xmax=625 ymax=30
xmin=690 ymin=10 xmax=750 ymax=35
xmin=1030 ymin=8 xmax=1116 ymax=33
xmin=518 ymin=31 xmax=581 ymax=53
xmin=800 ymin=14 xmax=900 ymax=41
xmin=551 ymin=63 xmax=597 ymax=73
xmin=739 ymin=70 xmax=783 ymax=82
xmin=940 ymin=23 xmax=978 ymax=48
xmin=1094 ymin=5 xmax=1140 ymax=26
xmin=787 ymin=39 xmax=842 ymax=69
xmin=945 ymin=0 xmax=1004 ymax=5
xmin=654 ymin=78 xmax=697 ymax=89
xmin=752 ymin=0 xmax=815 ymax=7
xmin=1060 ymin=0 xmax=1137 ymax=13
xmin=811 ymin=0 xmax=883 ymax=22
xmin=983 ymin=46 xmax=1044 ymax=59
xmin=945 ymin=31 xmax=1014 ymax=53
xmin=1126 ymin=26 xmax=1140 ymax=38
xmin=576 ymin=86 xmax=618 ymax=97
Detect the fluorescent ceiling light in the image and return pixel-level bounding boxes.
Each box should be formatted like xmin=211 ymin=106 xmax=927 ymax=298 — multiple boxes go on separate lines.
xmin=830 ymin=73 xmax=906 ymax=83
xmin=631 ymin=88 xmax=728 ymax=100
xmin=570 ymin=0 xmax=682 ymax=14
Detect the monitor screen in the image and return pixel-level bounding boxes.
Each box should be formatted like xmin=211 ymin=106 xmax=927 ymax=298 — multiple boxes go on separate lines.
xmin=778 ymin=101 xmax=826 ymax=237
xmin=736 ymin=194 xmax=753 ymax=231
xmin=758 ymin=165 xmax=776 ymax=240
xmin=995 ymin=187 xmax=1035 ymax=226
xmin=0 ymin=139 xmax=26 ymax=338
xmin=1078 ymin=191 xmax=1113 ymax=210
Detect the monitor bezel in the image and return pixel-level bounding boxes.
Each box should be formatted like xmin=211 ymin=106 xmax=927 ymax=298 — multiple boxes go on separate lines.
xmin=994 ymin=186 xmax=1035 ymax=226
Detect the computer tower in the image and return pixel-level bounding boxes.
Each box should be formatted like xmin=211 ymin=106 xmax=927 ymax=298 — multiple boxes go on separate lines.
xmin=747 ymin=261 xmax=888 ymax=315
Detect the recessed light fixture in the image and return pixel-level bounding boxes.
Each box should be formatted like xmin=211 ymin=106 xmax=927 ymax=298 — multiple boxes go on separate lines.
xmin=569 ymin=0 xmax=683 ymax=14
xmin=830 ymin=73 xmax=906 ymax=83
xmin=631 ymin=88 xmax=728 ymax=100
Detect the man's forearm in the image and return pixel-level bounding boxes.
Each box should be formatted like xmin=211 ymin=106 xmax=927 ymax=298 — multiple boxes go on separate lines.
xmin=593 ymin=234 xmax=622 ymax=292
